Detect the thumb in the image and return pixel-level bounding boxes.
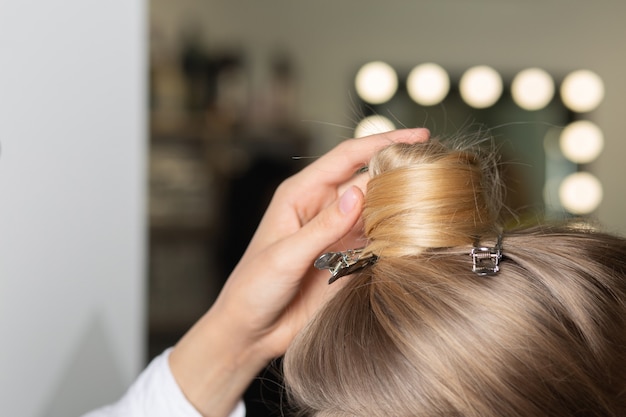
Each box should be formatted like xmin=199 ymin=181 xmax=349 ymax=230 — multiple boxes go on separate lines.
xmin=304 ymin=185 xmax=364 ymax=252
xmin=277 ymin=186 xmax=364 ymax=272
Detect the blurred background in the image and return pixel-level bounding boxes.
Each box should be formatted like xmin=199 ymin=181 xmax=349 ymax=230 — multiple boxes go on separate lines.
xmin=2 ymin=1 xmax=625 ymax=416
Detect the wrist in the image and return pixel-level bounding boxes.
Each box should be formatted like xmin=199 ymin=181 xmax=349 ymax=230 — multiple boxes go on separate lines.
xmin=169 ymin=309 xmax=269 ymax=417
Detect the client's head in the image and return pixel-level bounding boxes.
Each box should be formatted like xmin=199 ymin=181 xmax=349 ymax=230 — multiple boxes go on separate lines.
xmin=283 ymin=138 xmax=626 ymax=417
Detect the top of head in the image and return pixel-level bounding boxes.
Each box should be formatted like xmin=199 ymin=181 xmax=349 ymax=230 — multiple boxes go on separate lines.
xmin=363 ymin=139 xmax=501 ymax=257
xmin=283 ymin=136 xmax=626 ymax=417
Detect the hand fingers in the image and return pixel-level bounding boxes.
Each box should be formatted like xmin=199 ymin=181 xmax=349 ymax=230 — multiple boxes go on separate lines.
xmin=246 ymin=128 xmax=429 ymax=255
xmin=230 ymin=186 xmax=364 ymax=342
xmin=268 ymin=186 xmax=367 ymax=342
xmin=293 ymin=128 xmax=430 ymax=190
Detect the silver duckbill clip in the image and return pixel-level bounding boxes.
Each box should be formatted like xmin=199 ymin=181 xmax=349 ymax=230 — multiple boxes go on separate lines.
xmin=314 ymin=248 xmax=378 ymax=284
xmin=470 ymin=234 xmax=503 ymax=276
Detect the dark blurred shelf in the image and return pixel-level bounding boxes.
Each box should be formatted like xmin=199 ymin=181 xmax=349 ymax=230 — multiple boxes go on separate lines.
xmin=150 ymin=222 xmax=213 ymax=239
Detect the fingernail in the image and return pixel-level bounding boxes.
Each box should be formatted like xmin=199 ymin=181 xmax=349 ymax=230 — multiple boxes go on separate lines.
xmin=339 ymin=186 xmax=358 ymax=214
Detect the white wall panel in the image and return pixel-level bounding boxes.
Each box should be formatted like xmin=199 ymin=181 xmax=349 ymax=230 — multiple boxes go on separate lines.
xmin=0 ymin=1 xmax=146 ymax=416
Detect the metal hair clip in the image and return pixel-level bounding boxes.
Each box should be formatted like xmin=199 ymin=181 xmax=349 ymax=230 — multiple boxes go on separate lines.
xmin=470 ymin=235 xmax=503 ymax=276
xmin=314 ymin=248 xmax=378 ymax=284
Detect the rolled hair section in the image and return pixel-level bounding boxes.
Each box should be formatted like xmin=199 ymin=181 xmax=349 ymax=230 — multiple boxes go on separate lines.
xmin=363 ymin=140 xmax=502 ymax=257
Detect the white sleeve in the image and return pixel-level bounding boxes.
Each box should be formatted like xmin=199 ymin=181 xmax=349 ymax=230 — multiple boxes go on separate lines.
xmin=82 ymin=348 xmax=246 ymax=417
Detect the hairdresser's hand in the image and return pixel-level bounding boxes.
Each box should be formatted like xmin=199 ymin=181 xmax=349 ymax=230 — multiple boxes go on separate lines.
xmin=170 ymin=128 xmax=429 ymax=417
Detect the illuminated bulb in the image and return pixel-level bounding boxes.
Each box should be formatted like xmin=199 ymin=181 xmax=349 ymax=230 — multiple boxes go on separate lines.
xmin=559 ymin=121 xmax=604 ymax=164
xmin=511 ymin=68 xmax=555 ymax=111
xmin=459 ymin=65 xmax=503 ymax=109
xmin=559 ymin=172 xmax=603 ymax=215
xmin=406 ymin=63 xmax=450 ymax=106
xmin=355 ymin=61 xmax=398 ymax=104
xmin=354 ymin=115 xmax=396 ymax=138
xmin=560 ymin=70 xmax=604 ymax=113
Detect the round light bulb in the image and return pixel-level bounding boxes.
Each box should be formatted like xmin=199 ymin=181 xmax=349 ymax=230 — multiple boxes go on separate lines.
xmin=511 ymin=68 xmax=555 ymax=111
xmin=354 ymin=115 xmax=396 ymax=138
xmin=559 ymin=121 xmax=604 ymax=164
xmin=560 ymin=70 xmax=604 ymax=113
xmin=406 ymin=63 xmax=450 ymax=106
xmin=459 ymin=65 xmax=503 ymax=109
xmin=559 ymin=172 xmax=603 ymax=215
xmin=355 ymin=61 xmax=398 ymax=104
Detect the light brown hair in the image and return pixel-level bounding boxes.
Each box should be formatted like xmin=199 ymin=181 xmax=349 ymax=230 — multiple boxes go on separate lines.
xmin=283 ymin=139 xmax=626 ymax=417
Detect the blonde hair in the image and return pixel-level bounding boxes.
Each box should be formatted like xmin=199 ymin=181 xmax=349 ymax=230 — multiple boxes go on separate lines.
xmin=283 ymin=138 xmax=626 ymax=417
